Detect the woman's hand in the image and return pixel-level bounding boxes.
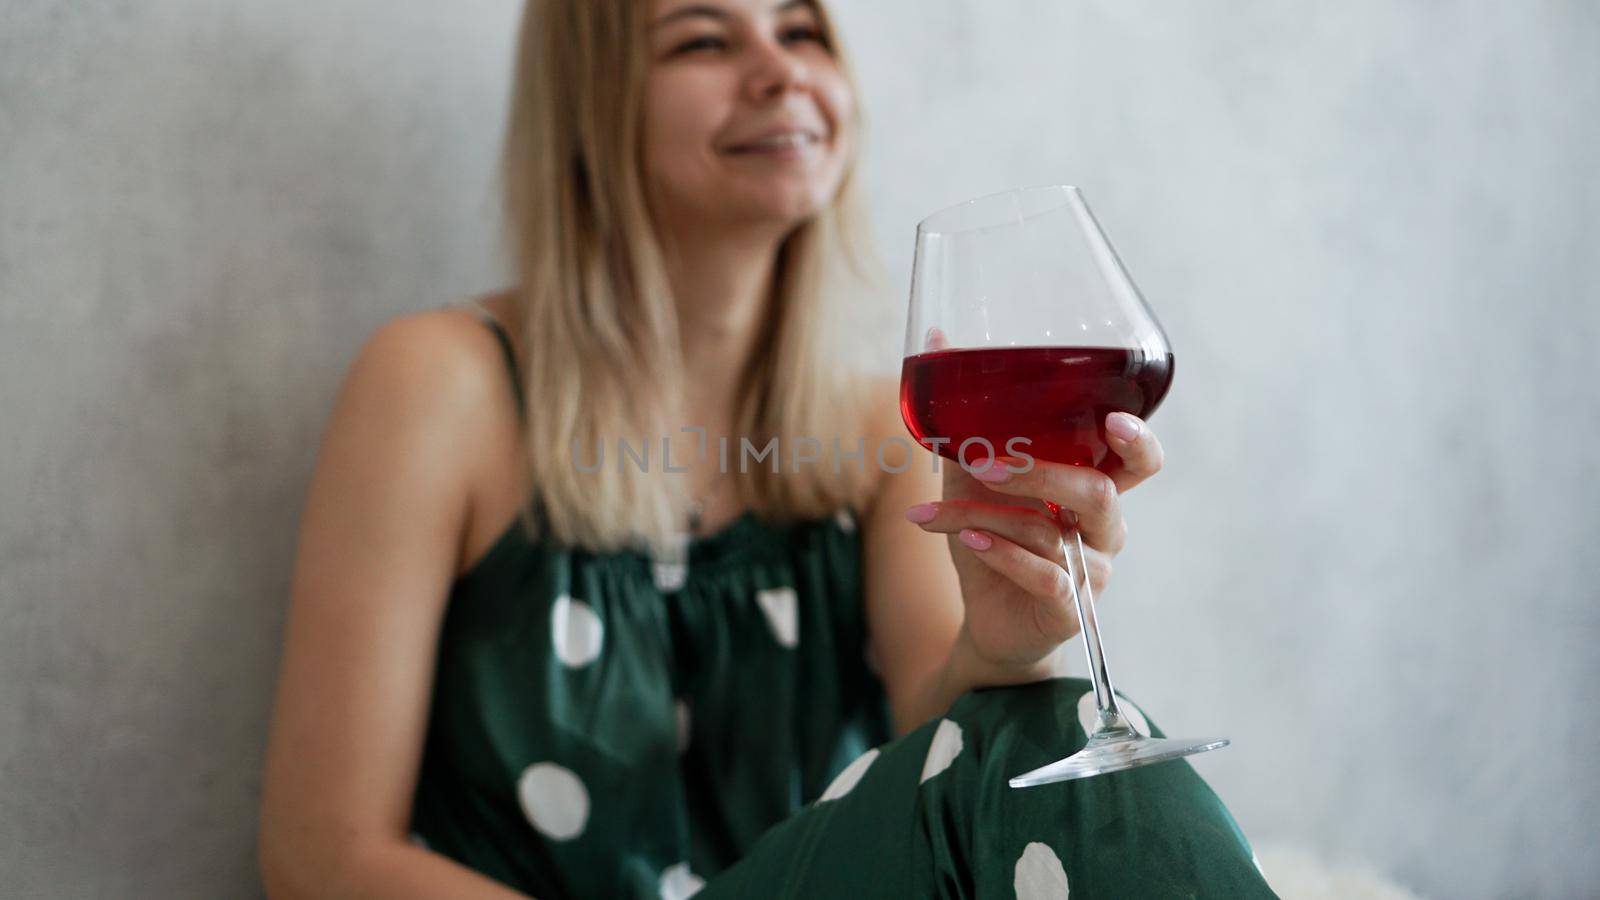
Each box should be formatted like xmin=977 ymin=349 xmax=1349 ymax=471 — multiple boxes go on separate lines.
xmin=905 ymin=412 xmax=1166 ymax=679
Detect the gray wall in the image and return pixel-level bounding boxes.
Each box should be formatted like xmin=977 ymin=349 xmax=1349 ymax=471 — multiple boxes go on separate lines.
xmin=2 ymin=1 xmax=1595 ymax=897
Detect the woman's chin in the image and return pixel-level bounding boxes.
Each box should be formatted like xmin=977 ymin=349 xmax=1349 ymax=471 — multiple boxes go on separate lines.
xmin=717 ymin=187 xmax=834 ymax=230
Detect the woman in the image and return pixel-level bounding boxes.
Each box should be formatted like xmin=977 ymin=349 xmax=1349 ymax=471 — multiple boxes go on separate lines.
xmin=258 ymin=0 xmax=1275 ymax=896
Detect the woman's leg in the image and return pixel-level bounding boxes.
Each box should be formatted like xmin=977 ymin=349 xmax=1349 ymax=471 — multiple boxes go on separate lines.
xmin=701 ymin=676 xmax=1275 ymax=898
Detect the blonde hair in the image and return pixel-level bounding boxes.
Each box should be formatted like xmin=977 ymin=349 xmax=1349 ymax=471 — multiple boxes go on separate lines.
xmin=499 ymin=0 xmax=882 ymax=554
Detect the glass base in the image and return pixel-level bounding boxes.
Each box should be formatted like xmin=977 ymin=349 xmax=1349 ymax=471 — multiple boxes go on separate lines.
xmin=1008 ymin=729 xmax=1230 ymax=787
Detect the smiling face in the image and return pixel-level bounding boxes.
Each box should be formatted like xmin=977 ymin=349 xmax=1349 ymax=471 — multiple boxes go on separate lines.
xmin=642 ymin=0 xmax=856 ymax=237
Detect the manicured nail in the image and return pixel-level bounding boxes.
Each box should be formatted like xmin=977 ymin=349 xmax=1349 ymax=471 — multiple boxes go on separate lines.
xmin=905 ymin=502 xmax=939 ymax=524
xmin=959 ymin=529 xmax=993 ymax=551
xmin=1106 ymin=413 xmax=1140 ymax=442
xmin=970 ymin=460 xmax=1010 ymax=483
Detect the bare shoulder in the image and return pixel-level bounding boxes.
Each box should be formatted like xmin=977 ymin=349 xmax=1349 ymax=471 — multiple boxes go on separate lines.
xmin=339 ymin=302 xmax=519 ymax=443
xmin=858 ymin=372 xmax=901 ymax=442
xmin=353 ymin=304 xmax=506 ymax=399
xmin=322 ymin=303 xmax=525 ymax=524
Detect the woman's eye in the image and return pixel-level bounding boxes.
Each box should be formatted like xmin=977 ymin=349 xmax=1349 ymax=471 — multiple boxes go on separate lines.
xmin=672 ymin=35 xmax=727 ymax=55
xmin=780 ymin=26 xmax=824 ymax=46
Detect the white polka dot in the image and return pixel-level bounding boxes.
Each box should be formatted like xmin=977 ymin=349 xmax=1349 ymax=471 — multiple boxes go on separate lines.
xmin=675 ymin=699 xmax=691 ymax=754
xmin=1077 ymin=690 xmax=1149 ymax=737
xmin=755 ymin=586 xmax=799 ymax=648
xmin=1014 ymin=842 xmax=1070 ymax=898
xmin=834 ymin=508 xmax=856 ymax=532
xmin=658 ymin=861 xmax=705 ymax=899
xmin=920 ymin=718 xmax=964 ymax=783
xmin=818 ymin=747 xmax=878 ymax=802
xmin=516 ymin=762 xmax=590 ymax=840
xmin=551 ymin=595 xmax=604 ymax=668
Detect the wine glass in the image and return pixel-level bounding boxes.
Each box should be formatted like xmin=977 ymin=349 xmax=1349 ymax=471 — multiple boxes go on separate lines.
xmin=899 ymin=184 xmax=1228 ymax=786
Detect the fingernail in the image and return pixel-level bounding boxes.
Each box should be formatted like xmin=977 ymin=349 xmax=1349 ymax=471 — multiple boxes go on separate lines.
xmin=1106 ymin=413 xmax=1140 ymax=442
xmin=970 ymin=460 xmax=1010 ymax=482
xmin=905 ymin=502 xmax=938 ymax=524
xmin=959 ymin=529 xmax=993 ymax=551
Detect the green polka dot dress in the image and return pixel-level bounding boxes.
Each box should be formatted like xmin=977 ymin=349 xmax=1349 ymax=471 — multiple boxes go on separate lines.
xmin=406 ymin=307 xmax=1278 ymax=898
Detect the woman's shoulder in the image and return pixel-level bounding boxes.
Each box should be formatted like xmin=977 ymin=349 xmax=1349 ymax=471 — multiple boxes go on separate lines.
xmin=351 ymin=296 xmax=521 ymax=418
xmin=331 ymin=298 xmax=524 ymax=480
xmin=327 ymin=298 xmax=529 ymax=572
xmin=857 ymin=372 xmax=900 ymax=441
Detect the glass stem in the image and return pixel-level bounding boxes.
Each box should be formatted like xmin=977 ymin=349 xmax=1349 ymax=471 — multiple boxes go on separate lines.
xmin=1062 ymin=527 xmax=1130 ymax=735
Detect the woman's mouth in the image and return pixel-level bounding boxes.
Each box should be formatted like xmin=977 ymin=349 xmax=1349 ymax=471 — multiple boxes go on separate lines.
xmin=724 ymin=129 xmax=825 ymax=156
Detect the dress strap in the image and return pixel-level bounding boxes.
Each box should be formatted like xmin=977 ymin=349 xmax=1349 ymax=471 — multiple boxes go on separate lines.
xmin=466 ymin=300 xmax=527 ymax=417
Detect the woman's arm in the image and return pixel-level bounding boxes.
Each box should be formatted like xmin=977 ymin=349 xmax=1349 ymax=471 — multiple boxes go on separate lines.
xmin=257 ymin=312 xmax=531 ymax=899
xmin=861 ymin=379 xmax=1165 ymax=737
xmin=856 ymin=379 xmax=1005 ymax=736
xmin=859 ymin=379 xmax=1056 ymax=737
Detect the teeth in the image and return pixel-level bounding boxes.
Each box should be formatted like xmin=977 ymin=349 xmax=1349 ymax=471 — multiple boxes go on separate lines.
xmin=741 ymin=132 xmax=815 ymax=150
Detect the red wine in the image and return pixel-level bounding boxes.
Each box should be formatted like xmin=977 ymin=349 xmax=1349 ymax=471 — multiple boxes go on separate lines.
xmin=899 ymin=346 xmax=1174 ymax=473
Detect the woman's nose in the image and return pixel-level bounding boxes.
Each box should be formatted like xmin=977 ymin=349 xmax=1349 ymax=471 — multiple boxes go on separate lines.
xmin=743 ymin=40 xmax=810 ymax=102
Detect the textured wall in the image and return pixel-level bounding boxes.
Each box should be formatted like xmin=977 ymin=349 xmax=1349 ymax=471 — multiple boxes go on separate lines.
xmin=2 ymin=1 xmax=1596 ymax=897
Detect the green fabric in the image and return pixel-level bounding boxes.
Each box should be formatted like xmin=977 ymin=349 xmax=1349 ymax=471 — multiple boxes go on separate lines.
xmin=703 ymin=678 xmax=1276 ymax=899
xmin=407 ymin=507 xmax=1276 ymax=898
